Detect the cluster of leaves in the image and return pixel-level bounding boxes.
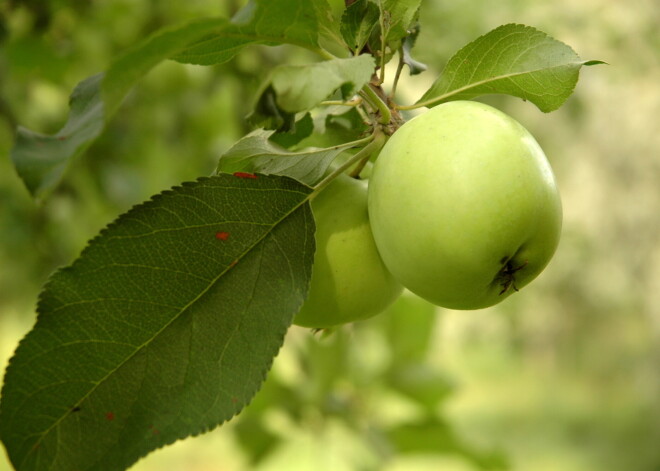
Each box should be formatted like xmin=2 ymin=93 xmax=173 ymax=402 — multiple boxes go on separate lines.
xmin=0 ymin=0 xmax=600 ymax=470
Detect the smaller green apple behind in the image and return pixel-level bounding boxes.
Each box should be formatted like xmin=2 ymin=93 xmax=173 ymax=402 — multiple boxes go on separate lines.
xmin=294 ymin=174 xmax=403 ymax=328
xmin=367 ymin=101 xmax=562 ymax=310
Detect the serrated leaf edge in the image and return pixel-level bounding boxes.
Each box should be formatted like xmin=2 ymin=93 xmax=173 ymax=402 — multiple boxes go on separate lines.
xmin=2 ymin=174 xmax=314 ymax=470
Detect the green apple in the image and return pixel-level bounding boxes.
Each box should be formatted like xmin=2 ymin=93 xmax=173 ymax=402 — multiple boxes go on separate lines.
xmin=367 ymin=100 xmax=562 ymax=310
xmin=294 ymin=173 xmax=403 ymax=328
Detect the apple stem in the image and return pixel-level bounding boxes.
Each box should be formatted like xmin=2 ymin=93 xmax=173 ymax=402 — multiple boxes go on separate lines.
xmin=320 ymin=97 xmax=363 ymax=107
xmin=360 ymin=84 xmax=391 ymax=126
xmin=389 ymin=47 xmax=406 ymax=99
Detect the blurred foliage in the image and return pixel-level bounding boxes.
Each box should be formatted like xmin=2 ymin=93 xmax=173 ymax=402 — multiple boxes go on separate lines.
xmin=1 ymin=1 xmax=659 ymax=470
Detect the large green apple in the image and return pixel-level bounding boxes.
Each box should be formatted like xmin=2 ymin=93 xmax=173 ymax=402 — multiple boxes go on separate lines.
xmin=367 ymin=100 xmax=562 ymax=310
xmin=294 ymin=173 xmax=402 ymax=328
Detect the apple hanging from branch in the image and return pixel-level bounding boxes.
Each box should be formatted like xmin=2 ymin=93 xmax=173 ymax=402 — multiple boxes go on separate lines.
xmin=367 ymin=100 xmax=562 ymax=310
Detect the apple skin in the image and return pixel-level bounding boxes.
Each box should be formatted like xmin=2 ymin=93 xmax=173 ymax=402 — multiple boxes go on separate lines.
xmin=367 ymin=100 xmax=562 ymax=310
xmin=294 ymin=174 xmax=403 ymax=328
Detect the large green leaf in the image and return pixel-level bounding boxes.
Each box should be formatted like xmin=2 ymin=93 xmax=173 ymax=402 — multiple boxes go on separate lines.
xmin=416 ymin=24 xmax=604 ymax=112
xmin=173 ymin=0 xmax=328 ymax=65
xmin=10 ymin=17 xmax=229 ymax=200
xmin=11 ymin=0 xmax=336 ymax=201
xmin=216 ymin=129 xmax=360 ymax=185
xmin=0 ymin=174 xmax=315 ymax=471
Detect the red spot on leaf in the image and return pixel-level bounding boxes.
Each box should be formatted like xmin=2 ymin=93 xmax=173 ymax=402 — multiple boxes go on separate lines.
xmin=233 ymin=172 xmax=257 ymax=179
xmin=229 ymin=259 xmax=238 ymax=269
xmin=105 ymin=412 xmax=115 ymax=421
xmin=216 ymin=231 xmax=230 ymax=241
xmin=57 ymin=136 xmax=68 ymax=141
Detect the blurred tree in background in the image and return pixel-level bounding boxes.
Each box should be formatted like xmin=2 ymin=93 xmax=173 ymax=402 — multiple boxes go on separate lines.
xmin=1 ymin=1 xmax=658 ymax=470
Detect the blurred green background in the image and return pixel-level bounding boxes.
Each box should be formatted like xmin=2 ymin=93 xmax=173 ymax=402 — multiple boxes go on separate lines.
xmin=1 ymin=1 xmax=659 ymax=470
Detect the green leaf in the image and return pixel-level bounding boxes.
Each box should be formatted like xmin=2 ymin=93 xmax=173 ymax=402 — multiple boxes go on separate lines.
xmin=11 ymin=0 xmax=339 ymax=200
xmin=340 ymin=0 xmax=380 ymax=53
xmin=380 ymin=0 xmax=423 ymax=43
xmin=247 ymin=54 xmax=375 ymax=134
xmin=296 ymin=106 xmax=369 ymax=149
xmin=269 ymin=112 xmax=315 ymax=148
xmin=364 ymin=0 xmax=421 ymax=68
xmin=416 ymin=23 xmax=603 ymax=112
xmin=312 ymin=0 xmax=347 ymax=53
xmin=11 ymin=73 xmax=105 ymax=201
xmin=401 ymin=23 xmax=427 ymax=75
xmin=173 ymin=0 xmax=325 ymax=65
xmin=10 ymin=17 xmax=228 ymax=200
xmin=247 ymin=84 xmax=297 ymax=133
xmin=216 ymin=129 xmax=358 ymax=185
xmin=270 ymin=55 xmax=376 ymax=113
xmin=0 ymin=174 xmax=315 ymax=471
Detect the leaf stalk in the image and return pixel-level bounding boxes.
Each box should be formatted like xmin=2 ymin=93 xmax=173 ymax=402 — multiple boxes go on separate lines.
xmin=310 ymin=131 xmax=384 ymax=199
xmin=360 ymin=84 xmax=391 ymax=125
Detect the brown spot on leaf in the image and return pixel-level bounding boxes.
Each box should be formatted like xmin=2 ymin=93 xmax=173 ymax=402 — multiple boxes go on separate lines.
xmin=233 ymin=172 xmax=257 ymax=179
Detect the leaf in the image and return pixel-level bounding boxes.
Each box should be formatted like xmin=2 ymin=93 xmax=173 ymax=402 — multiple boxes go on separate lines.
xmin=296 ymin=106 xmax=369 ymax=149
xmin=269 ymin=112 xmax=314 ymax=148
xmin=401 ymin=23 xmax=427 ymax=75
xmin=11 ymin=0 xmax=338 ymax=200
xmin=247 ymin=54 xmax=374 ymax=134
xmin=11 ymin=73 xmax=105 ymax=201
xmin=0 ymin=174 xmax=315 ymax=471
xmin=312 ymin=0 xmax=346 ymax=52
xmin=173 ymin=0 xmax=325 ymax=65
xmin=270 ymin=55 xmax=376 ymax=113
xmin=416 ymin=23 xmax=604 ymax=112
xmin=216 ymin=129 xmax=356 ymax=185
xmin=380 ymin=0 xmax=423 ymax=43
xmin=10 ymin=17 xmax=229 ymax=200
xmin=340 ymin=0 xmax=380 ymax=53
xmin=247 ymin=84 xmax=297 ymax=133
